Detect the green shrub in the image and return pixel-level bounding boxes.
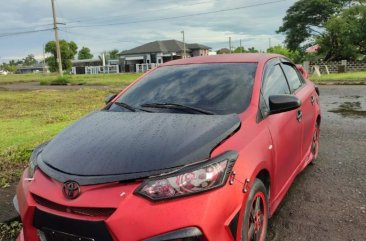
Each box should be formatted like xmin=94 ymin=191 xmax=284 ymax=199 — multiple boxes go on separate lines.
xmin=40 ymin=76 xmax=70 ymax=85
xmin=50 ymin=76 xmax=70 ymax=85
xmin=0 ymin=221 xmax=22 ymax=240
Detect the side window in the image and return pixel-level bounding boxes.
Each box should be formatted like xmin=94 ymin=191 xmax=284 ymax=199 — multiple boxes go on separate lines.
xmin=262 ymin=64 xmax=291 ymax=108
xmin=281 ymin=63 xmax=303 ymax=93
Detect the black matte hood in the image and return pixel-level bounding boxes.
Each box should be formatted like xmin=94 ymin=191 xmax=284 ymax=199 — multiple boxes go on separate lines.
xmin=38 ymin=111 xmax=240 ymax=184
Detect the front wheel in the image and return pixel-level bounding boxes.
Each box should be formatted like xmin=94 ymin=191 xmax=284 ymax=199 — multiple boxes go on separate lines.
xmin=241 ymin=179 xmax=269 ymax=241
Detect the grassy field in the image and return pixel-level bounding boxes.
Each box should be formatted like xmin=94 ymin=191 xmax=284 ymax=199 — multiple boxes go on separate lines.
xmin=0 ymin=88 xmax=119 ymax=187
xmin=0 ymin=73 xmax=141 ymax=86
xmin=311 ymin=71 xmax=366 ymax=83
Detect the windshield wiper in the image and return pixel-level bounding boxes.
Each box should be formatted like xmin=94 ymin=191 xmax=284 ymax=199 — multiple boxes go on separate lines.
xmin=113 ymin=102 xmax=137 ymax=112
xmin=141 ymin=102 xmax=215 ymax=115
xmin=113 ymin=102 xmax=152 ymax=112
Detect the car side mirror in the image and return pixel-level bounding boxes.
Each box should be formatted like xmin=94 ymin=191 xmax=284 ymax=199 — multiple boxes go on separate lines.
xmin=105 ymin=94 xmax=117 ymax=104
xmin=269 ymin=94 xmax=301 ymax=115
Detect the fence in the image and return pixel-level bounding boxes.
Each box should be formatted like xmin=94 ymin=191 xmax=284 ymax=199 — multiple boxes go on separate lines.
xmin=71 ymin=65 xmax=119 ymax=75
xmin=306 ymin=60 xmax=366 ymax=74
xmin=136 ymin=63 xmax=159 ymax=73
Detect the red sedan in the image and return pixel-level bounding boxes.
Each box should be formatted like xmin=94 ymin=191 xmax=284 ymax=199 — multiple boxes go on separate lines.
xmin=14 ymin=54 xmax=320 ymax=241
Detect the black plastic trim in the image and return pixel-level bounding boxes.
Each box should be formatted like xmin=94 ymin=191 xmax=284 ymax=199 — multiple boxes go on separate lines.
xmin=143 ymin=227 xmax=203 ymax=241
xmin=33 ymin=208 xmax=113 ymax=241
xmin=315 ymin=86 xmax=320 ymax=96
xmin=229 ymin=211 xmax=240 ymax=240
xmin=269 ymin=94 xmax=301 ymax=115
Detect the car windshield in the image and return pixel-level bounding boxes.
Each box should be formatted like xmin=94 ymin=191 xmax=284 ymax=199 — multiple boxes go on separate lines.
xmin=110 ymin=63 xmax=257 ymax=115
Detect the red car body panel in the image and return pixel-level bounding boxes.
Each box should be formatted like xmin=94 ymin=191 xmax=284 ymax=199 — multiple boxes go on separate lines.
xmin=16 ymin=54 xmax=320 ymax=241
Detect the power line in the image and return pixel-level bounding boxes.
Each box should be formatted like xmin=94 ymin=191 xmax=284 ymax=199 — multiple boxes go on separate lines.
xmin=63 ymin=0 xmax=216 ymax=25
xmin=0 ymin=28 xmax=53 ymax=38
xmin=66 ymin=0 xmax=287 ymax=29
xmin=0 ymin=23 xmax=54 ymax=33
xmin=59 ymin=29 xmax=142 ymax=44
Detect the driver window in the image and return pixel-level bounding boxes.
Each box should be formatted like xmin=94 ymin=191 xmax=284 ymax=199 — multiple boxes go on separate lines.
xmin=262 ymin=64 xmax=291 ymax=108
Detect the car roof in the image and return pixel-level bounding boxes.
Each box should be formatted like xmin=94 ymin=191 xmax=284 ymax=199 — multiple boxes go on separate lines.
xmin=161 ymin=53 xmax=284 ymax=66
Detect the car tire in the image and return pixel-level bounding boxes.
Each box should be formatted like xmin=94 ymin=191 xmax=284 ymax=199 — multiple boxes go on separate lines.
xmin=241 ymin=178 xmax=269 ymax=241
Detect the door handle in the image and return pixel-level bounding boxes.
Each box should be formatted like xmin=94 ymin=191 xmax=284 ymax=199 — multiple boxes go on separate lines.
xmin=297 ymin=110 xmax=303 ymax=122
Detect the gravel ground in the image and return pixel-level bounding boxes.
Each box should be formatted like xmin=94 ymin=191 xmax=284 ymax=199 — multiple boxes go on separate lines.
xmin=1 ymin=85 xmax=365 ymax=240
xmin=267 ymin=85 xmax=366 ymax=241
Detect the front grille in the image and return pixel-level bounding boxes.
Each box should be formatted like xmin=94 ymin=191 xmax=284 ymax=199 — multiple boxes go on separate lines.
xmin=32 ymin=194 xmax=115 ymax=218
xmin=33 ymin=208 xmax=113 ymax=241
xmin=40 ymin=228 xmax=95 ymax=241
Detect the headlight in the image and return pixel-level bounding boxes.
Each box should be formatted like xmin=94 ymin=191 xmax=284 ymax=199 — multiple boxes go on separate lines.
xmin=135 ymin=151 xmax=238 ymax=201
xmin=28 ymin=142 xmax=48 ymax=178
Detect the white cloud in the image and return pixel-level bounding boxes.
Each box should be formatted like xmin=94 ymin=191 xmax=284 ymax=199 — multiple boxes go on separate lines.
xmin=0 ymin=0 xmax=296 ymax=62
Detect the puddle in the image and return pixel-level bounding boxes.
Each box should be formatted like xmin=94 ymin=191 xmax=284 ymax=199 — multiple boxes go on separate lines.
xmin=340 ymin=95 xmax=362 ymax=99
xmin=329 ymin=101 xmax=366 ymax=118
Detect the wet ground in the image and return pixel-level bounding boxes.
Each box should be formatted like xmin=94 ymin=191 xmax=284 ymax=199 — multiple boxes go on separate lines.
xmin=0 ymin=184 xmax=18 ymax=223
xmin=268 ymin=85 xmax=366 ymax=241
xmin=1 ymin=85 xmax=365 ymax=240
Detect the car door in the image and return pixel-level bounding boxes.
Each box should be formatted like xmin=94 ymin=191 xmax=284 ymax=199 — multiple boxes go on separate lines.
xmin=280 ymin=60 xmax=316 ymax=163
xmin=259 ymin=59 xmax=303 ymax=199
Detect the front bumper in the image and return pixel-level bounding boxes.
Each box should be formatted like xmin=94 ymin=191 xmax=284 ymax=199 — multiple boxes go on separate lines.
xmin=15 ymin=169 xmax=245 ymax=241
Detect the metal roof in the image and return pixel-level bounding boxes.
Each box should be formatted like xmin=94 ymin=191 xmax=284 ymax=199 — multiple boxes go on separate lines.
xmin=120 ymin=40 xmax=210 ymax=55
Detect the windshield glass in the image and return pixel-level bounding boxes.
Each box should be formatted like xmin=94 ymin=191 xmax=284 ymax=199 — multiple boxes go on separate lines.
xmin=111 ymin=63 xmax=257 ymax=115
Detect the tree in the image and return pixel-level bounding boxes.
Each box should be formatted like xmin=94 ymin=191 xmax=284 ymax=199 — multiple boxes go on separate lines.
xmin=97 ymin=49 xmax=120 ymax=64
xmin=247 ymin=47 xmax=259 ymax=53
xmin=2 ymin=63 xmax=17 ymax=72
xmin=108 ymin=49 xmax=119 ymax=60
xmin=23 ymin=54 xmax=37 ymax=66
xmin=45 ymin=40 xmax=78 ymax=72
xmin=277 ymin=0 xmax=351 ymax=51
xmin=267 ymin=45 xmax=305 ymax=63
xmin=78 ymin=47 xmax=93 ymax=60
xmin=233 ymin=47 xmax=246 ymax=53
xmin=317 ymin=5 xmax=366 ymax=60
xmin=216 ymin=48 xmax=231 ymax=54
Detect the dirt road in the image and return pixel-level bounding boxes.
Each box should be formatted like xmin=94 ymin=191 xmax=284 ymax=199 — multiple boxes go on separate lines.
xmin=268 ymin=85 xmax=366 ymax=241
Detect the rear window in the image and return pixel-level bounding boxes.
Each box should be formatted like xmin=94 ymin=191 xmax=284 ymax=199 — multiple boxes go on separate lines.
xmin=113 ymin=63 xmax=257 ymax=115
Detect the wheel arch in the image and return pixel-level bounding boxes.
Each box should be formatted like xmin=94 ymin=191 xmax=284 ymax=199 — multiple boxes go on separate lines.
xmin=256 ymin=169 xmax=271 ymax=195
xmin=316 ymin=114 xmax=321 ymax=126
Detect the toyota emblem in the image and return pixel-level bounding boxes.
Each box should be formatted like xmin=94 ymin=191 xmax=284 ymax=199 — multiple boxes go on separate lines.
xmin=63 ymin=181 xmax=81 ymax=199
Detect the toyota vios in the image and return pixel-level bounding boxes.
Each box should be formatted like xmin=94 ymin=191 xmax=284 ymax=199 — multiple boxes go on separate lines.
xmin=14 ymin=54 xmax=320 ymax=241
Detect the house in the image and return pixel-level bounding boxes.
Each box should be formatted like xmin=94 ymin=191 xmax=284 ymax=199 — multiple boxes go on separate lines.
xmin=71 ymin=59 xmax=120 ymax=75
xmin=306 ymin=44 xmax=320 ymax=54
xmin=71 ymin=59 xmax=102 ymax=74
xmin=119 ymin=40 xmax=210 ymax=72
xmin=15 ymin=64 xmax=49 ymax=74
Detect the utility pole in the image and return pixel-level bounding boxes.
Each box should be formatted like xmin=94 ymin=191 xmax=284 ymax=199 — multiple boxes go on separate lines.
xmin=229 ymin=37 xmax=232 ymax=54
xmin=268 ymin=38 xmax=272 ymax=49
xmin=181 ymin=30 xmax=186 ymax=59
xmin=51 ymin=0 xmax=63 ymax=76
xmin=42 ymin=44 xmax=46 ymax=74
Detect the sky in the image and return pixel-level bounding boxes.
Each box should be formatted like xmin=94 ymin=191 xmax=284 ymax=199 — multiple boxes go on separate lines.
xmin=0 ymin=0 xmax=296 ymax=62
